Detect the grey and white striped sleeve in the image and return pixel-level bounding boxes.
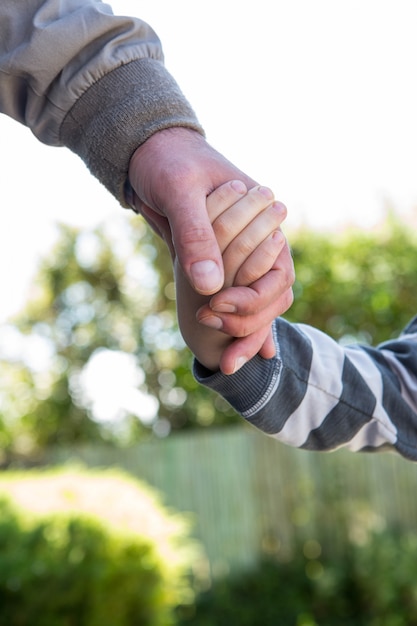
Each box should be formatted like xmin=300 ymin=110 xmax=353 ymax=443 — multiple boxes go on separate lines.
xmin=194 ymin=316 xmax=417 ymax=461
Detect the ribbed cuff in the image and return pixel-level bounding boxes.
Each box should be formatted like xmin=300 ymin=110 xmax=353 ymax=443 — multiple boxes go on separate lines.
xmin=60 ymin=57 xmax=204 ymax=207
xmin=193 ymin=351 xmax=282 ymax=419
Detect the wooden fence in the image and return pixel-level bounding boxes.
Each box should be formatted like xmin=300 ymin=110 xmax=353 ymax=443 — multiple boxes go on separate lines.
xmin=45 ymin=425 xmax=417 ymax=576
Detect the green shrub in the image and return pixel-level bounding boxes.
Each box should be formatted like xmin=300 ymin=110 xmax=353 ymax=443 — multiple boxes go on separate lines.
xmin=0 ymin=468 xmax=204 ymax=626
xmin=177 ymin=531 xmax=417 ymax=626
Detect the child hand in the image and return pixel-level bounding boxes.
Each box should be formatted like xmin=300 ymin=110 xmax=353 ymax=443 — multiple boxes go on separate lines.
xmin=208 ymin=182 xmax=287 ymax=288
xmin=175 ymin=180 xmax=288 ymax=373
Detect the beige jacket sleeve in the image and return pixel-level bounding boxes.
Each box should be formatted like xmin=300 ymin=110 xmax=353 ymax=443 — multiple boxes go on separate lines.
xmin=0 ymin=0 xmax=204 ymax=204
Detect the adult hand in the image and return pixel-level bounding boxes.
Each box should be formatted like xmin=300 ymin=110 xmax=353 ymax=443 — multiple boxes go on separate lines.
xmin=128 ymin=127 xmax=258 ymax=294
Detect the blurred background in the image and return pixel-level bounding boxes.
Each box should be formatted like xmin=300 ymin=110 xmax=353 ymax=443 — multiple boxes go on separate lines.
xmin=1 ymin=1 xmax=417 ymax=624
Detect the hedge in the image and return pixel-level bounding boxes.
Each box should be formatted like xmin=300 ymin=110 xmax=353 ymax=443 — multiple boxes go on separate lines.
xmin=0 ymin=467 xmax=204 ymax=626
xmin=176 ymin=531 xmax=417 ymax=626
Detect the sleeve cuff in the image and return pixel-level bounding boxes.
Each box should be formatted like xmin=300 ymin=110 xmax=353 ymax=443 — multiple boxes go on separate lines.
xmin=193 ymin=330 xmax=282 ymax=420
xmin=60 ymin=57 xmax=204 ymax=207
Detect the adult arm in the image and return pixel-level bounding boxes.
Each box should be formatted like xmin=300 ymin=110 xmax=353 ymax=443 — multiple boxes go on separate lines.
xmin=0 ymin=0 xmax=203 ymax=204
xmin=0 ymin=0 xmax=294 ymax=350
xmin=194 ymin=316 xmax=417 ymax=461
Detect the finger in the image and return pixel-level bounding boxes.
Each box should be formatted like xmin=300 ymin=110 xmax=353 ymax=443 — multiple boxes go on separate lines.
xmin=210 ymin=242 xmax=295 ymax=316
xmin=258 ymin=328 xmax=277 ymax=359
xmin=223 ymin=206 xmax=287 ymax=287
xmin=130 ymin=193 xmax=164 ymax=239
xmin=219 ymin=325 xmax=274 ymax=375
xmin=206 ymin=180 xmax=247 ymax=224
xmin=212 ymin=186 xmax=276 ymax=252
xmin=168 ymin=195 xmax=225 ymax=295
xmin=197 ymin=287 xmax=293 ymax=340
xmin=231 ymin=230 xmax=286 ymax=288
xmin=138 ymin=201 xmax=176 ymax=259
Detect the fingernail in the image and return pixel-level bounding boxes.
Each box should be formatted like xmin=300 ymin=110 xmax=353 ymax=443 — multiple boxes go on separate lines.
xmin=258 ymin=186 xmax=274 ymax=200
xmin=232 ymin=357 xmax=248 ymax=373
xmin=199 ymin=315 xmax=223 ymax=330
xmin=230 ymin=180 xmax=247 ymax=194
xmin=211 ymin=303 xmax=237 ymax=313
xmin=271 ymin=230 xmax=284 ymax=244
xmin=190 ymin=260 xmax=223 ymax=295
xmin=273 ymin=201 xmax=287 ymax=218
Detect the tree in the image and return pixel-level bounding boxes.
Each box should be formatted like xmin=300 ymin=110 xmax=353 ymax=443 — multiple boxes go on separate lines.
xmin=287 ymin=214 xmax=417 ymax=344
xmin=0 ymin=215 xmax=237 ymax=460
xmin=1 ymin=211 xmax=416 ymax=461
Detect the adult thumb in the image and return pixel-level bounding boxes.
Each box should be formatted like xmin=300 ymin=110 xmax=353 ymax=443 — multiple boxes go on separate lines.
xmin=169 ymin=196 xmax=224 ymax=295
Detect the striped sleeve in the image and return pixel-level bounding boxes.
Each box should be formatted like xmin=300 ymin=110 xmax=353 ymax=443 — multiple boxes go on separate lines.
xmin=194 ymin=316 xmax=417 ymax=461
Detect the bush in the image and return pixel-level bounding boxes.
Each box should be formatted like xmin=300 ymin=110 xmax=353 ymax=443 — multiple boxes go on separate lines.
xmin=176 ymin=530 xmax=417 ymax=626
xmin=0 ymin=468 xmax=204 ymax=626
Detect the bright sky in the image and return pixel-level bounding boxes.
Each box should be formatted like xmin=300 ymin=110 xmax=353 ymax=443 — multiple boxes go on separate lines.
xmin=2 ymin=0 xmax=417 ymax=324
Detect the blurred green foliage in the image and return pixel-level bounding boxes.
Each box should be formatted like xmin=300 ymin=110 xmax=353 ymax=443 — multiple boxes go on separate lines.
xmin=0 ymin=213 xmax=416 ymax=460
xmin=0 ymin=217 xmax=234 ymax=461
xmin=0 ymin=467 xmax=202 ymax=626
xmin=176 ymin=530 xmax=417 ymax=626
xmin=287 ymin=215 xmax=417 ymax=344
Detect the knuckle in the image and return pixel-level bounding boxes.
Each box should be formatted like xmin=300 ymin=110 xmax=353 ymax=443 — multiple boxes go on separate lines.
xmin=263 ymin=241 xmax=281 ymax=265
xmin=286 ymin=288 xmax=295 ymax=308
xmin=285 ymin=265 xmax=296 ymax=289
xmin=234 ymin=319 xmax=253 ymax=338
xmin=235 ymin=237 xmax=255 ymax=259
xmin=213 ymin=217 xmax=234 ymax=242
xmin=177 ymin=224 xmax=214 ymax=250
xmin=277 ymin=288 xmax=294 ymax=314
xmin=215 ymin=181 xmax=240 ymax=205
xmin=237 ymin=267 xmax=260 ymax=286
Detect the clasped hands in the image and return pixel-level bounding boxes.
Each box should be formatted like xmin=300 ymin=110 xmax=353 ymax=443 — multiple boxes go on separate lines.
xmin=128 ymin=127 xmax=295 ymax=374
